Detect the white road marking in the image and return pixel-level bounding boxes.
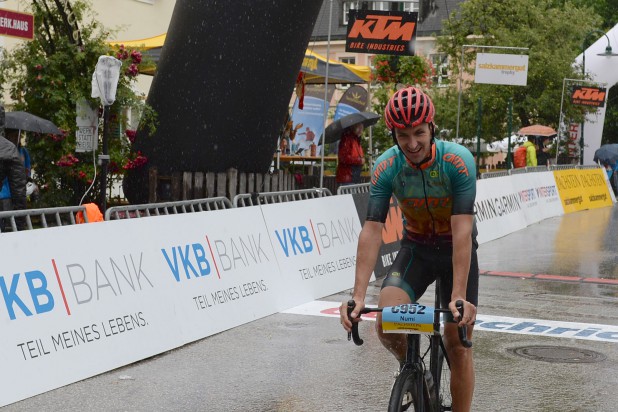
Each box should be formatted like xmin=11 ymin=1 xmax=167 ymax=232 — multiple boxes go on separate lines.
xmin=283 ymin=300 xmax=618 ymax=344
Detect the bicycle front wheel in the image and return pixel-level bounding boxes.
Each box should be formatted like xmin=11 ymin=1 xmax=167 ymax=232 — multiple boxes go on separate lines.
xmin=434 ymin=345 xmax=452 ymax=411
xmin=388 ymin=368 xmax=431 ymax=412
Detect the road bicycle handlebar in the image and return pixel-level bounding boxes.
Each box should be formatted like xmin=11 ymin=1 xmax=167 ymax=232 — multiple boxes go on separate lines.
xmin=346 ymin=299 xmax=472 ymax=348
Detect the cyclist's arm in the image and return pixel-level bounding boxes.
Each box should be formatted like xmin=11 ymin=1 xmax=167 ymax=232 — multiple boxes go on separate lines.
xmin=450 ymin=213 xmax=476 ymax=325
xmin=341 ymin=220 xmax=383 ymax=331
xmin=352 ymin=220 xmax=383 ymax=302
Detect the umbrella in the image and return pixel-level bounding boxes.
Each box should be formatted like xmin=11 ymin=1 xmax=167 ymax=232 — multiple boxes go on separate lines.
xmin=517 ymin=124 xmax=557 ymax=137
xmin=324 ymin=111 xmax=380 ymax=144
xmin=593 ymin=144 xmax=618 ymax=166
xmin=5 ymin=111 xmax=62 ymax=135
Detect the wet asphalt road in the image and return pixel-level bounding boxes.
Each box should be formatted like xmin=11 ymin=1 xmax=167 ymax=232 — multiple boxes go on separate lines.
xmin=4 ymin=205 xmax=618 ymax=411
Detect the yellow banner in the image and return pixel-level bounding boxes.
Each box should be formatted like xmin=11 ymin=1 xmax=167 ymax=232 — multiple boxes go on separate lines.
xmin=382 ymin=321 xmax=433 ymax=334
xmin=553 ymin=169 xmax=613 ymax=213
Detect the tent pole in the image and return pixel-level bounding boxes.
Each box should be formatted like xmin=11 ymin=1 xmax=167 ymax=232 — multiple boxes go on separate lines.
xmin=320 ymin=0 xmax=333 ymax=192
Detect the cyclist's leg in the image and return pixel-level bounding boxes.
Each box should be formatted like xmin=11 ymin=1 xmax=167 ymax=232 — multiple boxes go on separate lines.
xmin=440 ymin=243 xmax=479 ymax=412
xmin=377 ymin=241 xmax=434 ymax=362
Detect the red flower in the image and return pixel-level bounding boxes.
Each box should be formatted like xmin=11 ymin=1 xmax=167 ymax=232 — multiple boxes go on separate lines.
xmin=57 ymin=153 xmax=79 ymax=167
xmin=126 ymin=64 xmax=139 ymax=77
xmin=130 ymin=50 xmax=142 ymax=64
xmin=125 ymin=129 xmax=137 ymax=143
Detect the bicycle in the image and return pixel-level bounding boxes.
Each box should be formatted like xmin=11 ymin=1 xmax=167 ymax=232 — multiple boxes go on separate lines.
xmin=347 ymin=278 xmax=472 ymax=412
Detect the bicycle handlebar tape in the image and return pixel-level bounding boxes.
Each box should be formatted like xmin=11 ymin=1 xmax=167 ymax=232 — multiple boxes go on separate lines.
xmin=455 ymin=300 xmax=473 ymax=348
xmin=347 ymin=300 xmax=364 ymax=346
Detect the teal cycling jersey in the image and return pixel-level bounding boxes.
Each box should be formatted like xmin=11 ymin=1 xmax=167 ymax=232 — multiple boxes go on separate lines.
xmin=367 ymin=139 xmax=476 ymax=243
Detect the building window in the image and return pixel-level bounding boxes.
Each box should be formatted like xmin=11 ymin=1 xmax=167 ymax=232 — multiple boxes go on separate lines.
xmin=430 ymin=53 xmax=449 ymax=87
xmin=339 ymin=56 xmax=356 ymax=65
xmin=342 ymin=2 xmax=418 ymax=24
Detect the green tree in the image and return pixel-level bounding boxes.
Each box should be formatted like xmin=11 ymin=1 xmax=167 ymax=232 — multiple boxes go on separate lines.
xmin=435 ymin=0 xmax=601 ymax=146
xmin=0 ymin=0 xmax=155 ymax=207
xmin=368 ymin=54 xmax=436 ymax=155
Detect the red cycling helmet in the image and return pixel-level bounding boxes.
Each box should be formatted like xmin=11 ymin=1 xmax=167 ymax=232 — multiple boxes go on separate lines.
xmin=384 ymin=86 xmax=435 ymax=130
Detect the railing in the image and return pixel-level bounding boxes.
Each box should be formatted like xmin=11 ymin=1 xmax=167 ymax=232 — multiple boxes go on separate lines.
xmin=105 ymin=197 xmax=233 ymax=220
xmin=0 ymin=205 xmax=88 ymax=232
xmin=1 ymin=164 xmax=608 ymax=231
xmin=233 ymin=188 xmax=332 ymax=207
xmin=481 ymin=164 xmax=601 ymax=179
xmin=336 ymin=182 xmax=370 ymax=195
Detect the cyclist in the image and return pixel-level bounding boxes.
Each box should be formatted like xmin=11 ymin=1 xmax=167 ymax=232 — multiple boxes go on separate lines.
xmin=340 ymin=86 xmax=478 ymax=412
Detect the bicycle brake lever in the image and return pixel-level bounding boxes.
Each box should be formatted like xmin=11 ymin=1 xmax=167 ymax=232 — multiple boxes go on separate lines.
xmin=347 ymin=299 xmax=364 ymax=346
xmin=455 ymin=300 xmax=473 ymax=348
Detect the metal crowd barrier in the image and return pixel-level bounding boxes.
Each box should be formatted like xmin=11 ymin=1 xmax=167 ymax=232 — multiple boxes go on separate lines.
xmin=105 ymin=197 xmax=233 ymax=220
xmin=337 ymin=183 xmax=370 ymax=195
xmin=233 ymin=188 xmax=332 ymax=207
xmin=0 ymin=205 xmax=88 ymax=232
xmin=0 ymin=163 xmax=607 ymax=232
xmin=480 ymin=170 xmax=509 ymax=179
xmin=481 ymin=164 xmax=600 ymax=179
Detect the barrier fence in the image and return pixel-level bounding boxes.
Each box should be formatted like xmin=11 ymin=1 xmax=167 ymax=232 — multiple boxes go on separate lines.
xmin=1 ymin=164 xmax=615 ymax=407
xmin=0 ymin=205 xmax=88 ymax=232
xmin=0 ymin=164 xmax=611 ymax=232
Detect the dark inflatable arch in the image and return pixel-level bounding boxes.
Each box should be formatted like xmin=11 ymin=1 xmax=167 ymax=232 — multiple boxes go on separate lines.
xmin=125 ymin=0 xmax=322 ymax=203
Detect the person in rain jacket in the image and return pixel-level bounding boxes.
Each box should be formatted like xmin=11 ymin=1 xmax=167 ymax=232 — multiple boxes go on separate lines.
xmin=0 ymin=107 xmax=27 ymax=231
xmin=523 ymin=136 xmax=537 ymax=167
xmin=336 ymin=123 xmax=365 ymax=185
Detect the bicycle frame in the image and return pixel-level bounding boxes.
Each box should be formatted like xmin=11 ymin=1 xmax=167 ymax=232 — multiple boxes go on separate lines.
xmin=347 ymin=278 xmax=471 ymax=412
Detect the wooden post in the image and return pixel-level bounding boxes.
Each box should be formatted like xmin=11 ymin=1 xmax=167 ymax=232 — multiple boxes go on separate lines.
xmin=182 ymin=172 xmax=193 ymax=200
xmin=194 ymin=172 xmax=205 ymax=199
xmin=227 ymin=168 xmax=238 ymax=200
xmin=148 ymin=167 xmax=158 ymax=203
xmin=216 ymin=172 xmax=227 ymax=197
xmin=171 ymin=172 xmax=182 ymax=201
xmin=206 ymin=172 xmax=216 ymax=198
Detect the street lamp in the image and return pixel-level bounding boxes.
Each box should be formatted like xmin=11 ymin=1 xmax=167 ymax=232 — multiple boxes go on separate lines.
xmin=579 ymin=30 xmax=618 ymax=165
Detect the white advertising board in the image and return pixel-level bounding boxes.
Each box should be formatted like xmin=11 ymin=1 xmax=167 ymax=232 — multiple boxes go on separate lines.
xmin=259 ymin=194 xmax=365 ymax=309
xmin=475 ymin=53 xmax=529 ymax=86
xmin=475 ymin=176 xmax=528 ymax=244
xmin=510 ymin=171 xmax=564 ymax=225
xmin=1 ymin=198 xmax=363 ymax=407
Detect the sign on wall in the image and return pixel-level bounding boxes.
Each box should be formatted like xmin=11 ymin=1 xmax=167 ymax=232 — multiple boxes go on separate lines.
xmin=0 ymin=8 xmax=34 ymax=40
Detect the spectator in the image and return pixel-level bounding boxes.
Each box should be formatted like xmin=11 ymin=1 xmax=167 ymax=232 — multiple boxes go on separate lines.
xmin=524 ymin=135 xmax=537 ymax=167
xmin=336 ymin=123 xmax=365 ymax=185
xmin=0 ymin=106 xmax=27 ymax=231
xmin=536 ymin=137 xmax=551 ymax=167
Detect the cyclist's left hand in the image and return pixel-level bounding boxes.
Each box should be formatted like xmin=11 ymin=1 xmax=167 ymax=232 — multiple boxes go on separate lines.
xmin=449 ymin=298 xmax=476 ymax=326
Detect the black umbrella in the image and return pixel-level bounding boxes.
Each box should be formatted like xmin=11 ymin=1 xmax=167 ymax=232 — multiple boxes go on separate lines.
xmin=593 ymin=144 xmax=618 ymax=166
xmin=5 ymin=111 xmax=62 ymax=135
xmin=324 ymin=111 xmax=380 ymax=144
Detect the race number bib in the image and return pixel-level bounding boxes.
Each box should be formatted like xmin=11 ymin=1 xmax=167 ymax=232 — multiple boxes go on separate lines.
xmin=382 ymin=304 xmax=435 ymax=334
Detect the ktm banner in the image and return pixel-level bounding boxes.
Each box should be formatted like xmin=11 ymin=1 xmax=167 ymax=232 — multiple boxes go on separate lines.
xmin=346 ymin=10 xmax=417 ymax=56
xmin=571 ymin=85 xmax=606 ymax=108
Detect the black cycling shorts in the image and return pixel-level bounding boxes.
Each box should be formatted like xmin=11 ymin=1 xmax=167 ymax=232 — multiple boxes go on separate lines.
xmin=381 ymin=239 xmax=479 ymax=314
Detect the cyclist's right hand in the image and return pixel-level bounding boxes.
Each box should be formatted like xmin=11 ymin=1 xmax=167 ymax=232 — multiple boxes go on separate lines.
xmin=340 ymin=299 xmax=365 ymax=333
